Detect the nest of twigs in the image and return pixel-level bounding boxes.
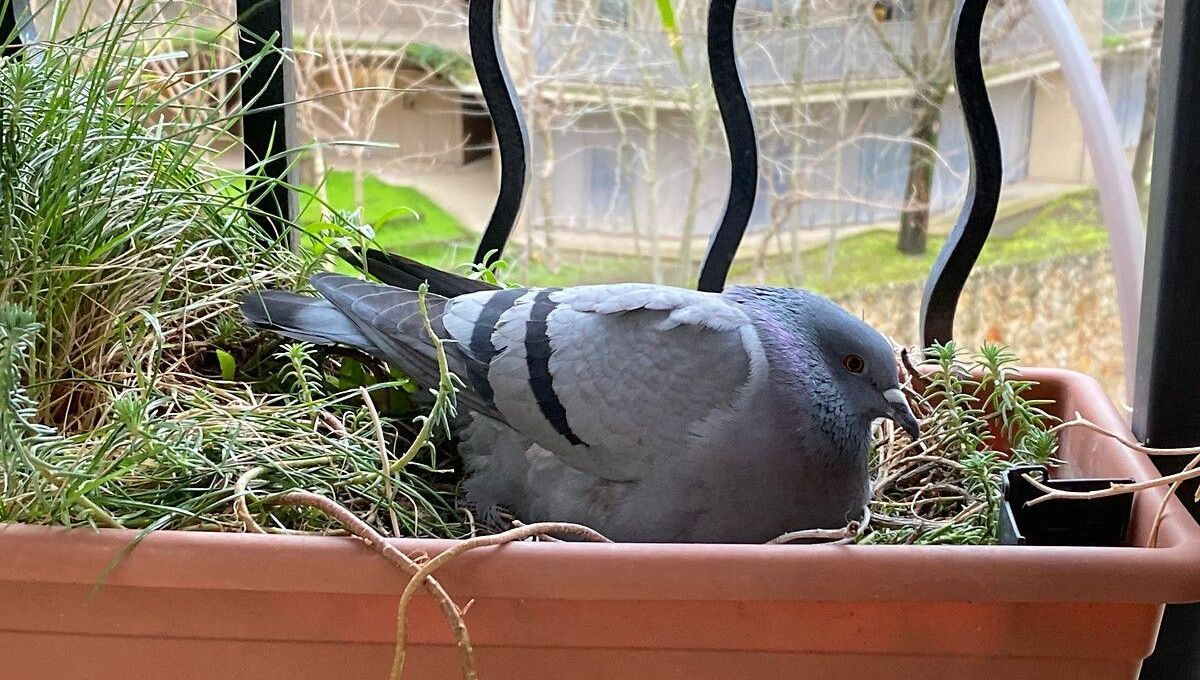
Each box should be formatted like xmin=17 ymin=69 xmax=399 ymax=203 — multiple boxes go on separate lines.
xmin=858 ymin=343 xmax=1062 ymax=545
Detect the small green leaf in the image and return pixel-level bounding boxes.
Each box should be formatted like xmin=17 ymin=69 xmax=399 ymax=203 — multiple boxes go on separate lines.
xmin=337 ymin=357 xmax=368 ymax=390
xmin=216 ymin=349 xmax=236 ymax=381
xmin=653 ymin=0 xmax=685 ymax=65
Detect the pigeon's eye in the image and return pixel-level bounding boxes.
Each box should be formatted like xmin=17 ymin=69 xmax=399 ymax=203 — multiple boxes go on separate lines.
xmin=842 ymin=354 xmax=866 ymax=374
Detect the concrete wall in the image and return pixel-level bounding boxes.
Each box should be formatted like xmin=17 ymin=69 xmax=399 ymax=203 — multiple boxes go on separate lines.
xmin=363 ymin=85 xmax=469 ymax=163
xmin=833 ymin=250 xmax=1124 ymax=400
xmin=1024 ymin=0 xmax=1142 ymax=184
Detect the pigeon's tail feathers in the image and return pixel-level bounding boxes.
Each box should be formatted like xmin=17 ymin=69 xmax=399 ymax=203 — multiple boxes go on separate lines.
xmin=308 ymin=273 xmax=507 ymax=421
xmin=310 ymin=272 xmax=448 ymax=385
xmin=240 ymin=290 xmax=373 ymax=351
xmin=340 ymin=248 xmax=500 ymax=297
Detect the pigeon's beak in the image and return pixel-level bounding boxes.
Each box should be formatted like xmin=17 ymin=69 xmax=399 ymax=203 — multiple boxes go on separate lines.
xmin=883 ymin=388 xmax=921 ymax=440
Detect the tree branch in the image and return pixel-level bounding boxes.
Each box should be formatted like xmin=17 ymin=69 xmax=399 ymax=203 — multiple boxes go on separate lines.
xmin=867 ymin=17 xmax=919 ymax=83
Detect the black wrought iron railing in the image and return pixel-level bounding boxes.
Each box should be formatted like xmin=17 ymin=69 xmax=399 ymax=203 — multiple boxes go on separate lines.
xmin=453 ymin=0 xmax=1003 ymax=346
xmin=1 ymin=0 xmax=33 ymax=58
xmin=698 ymin=0 xmax=759 ymax=294
xmin=467 ymin=0 xmax=529 ymax=267
xmin=0 ymin=0 xmax=999 ymax=345
xmin=919 ymin=0 xmax=1002 ymax=347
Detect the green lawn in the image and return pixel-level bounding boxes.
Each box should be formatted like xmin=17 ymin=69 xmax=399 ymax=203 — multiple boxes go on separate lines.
xmin=307 ymin=172 xmax=1108 ymax=294
xmin=769 ymin=192 xmax=1110 ymax=295
xmin=302 ymin=171 xmax=470 ymax=249
xmin=302 ymin=171 xmax=647 ymax=283
xmin=301 ymin=171 xmax=481 ymax=276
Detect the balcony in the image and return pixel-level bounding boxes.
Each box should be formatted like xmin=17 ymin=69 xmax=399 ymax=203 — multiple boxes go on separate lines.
xmin=533 ymin=11 xmax=1050 ymax=90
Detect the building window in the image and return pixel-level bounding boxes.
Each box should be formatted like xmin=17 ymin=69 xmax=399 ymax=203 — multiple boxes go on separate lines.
xmin=589 ymin=147 xmax=629 ymax=225
xmin=595 ymin=0 xmax=630 ymax=28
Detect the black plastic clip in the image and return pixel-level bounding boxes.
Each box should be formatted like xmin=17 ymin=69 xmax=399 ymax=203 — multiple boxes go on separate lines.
xmin=999 ymin=464 xmax=1133 ymax=547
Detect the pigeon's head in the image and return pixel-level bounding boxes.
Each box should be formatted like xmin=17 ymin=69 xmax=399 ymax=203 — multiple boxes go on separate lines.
xmin=731 ymin=287 xmax=921 ymax=440
xmin=806 ymin=299 xmax=920 ymax=440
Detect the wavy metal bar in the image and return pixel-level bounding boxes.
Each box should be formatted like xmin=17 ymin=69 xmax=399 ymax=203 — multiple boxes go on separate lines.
xmin=469 ymin=0 xmax=530 ymax=267
xmin=697 ymin=0 xmax=759 ymax=293
xmin=920 ymin=0 xmax=1002 ymax=346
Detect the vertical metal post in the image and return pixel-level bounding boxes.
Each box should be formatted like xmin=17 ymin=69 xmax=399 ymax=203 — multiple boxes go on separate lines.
xmin=2 ymin=0 xmax=35 ymax=58
xmin=698 ymin=0 xmax=758 ymax=293
xmin=1132 ymin=0 xmax=1200 ymax=676
xmin=920 ymin=0 xmax=1001 ymax=347
xmin=469 ymin=0 xmax=529 ymax=267
xmin=236 ymin=0 xmax=298 ymax=244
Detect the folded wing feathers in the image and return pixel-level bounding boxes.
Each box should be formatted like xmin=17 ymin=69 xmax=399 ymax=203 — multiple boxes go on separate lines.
xmin=447 ymin=284 xmax=763 ymax=481
xmin=245 ymin=277 xmax=762 ymax=483
xmin=311 ymin=273 xmax=503 ymax=418
xmin=554 ymin=283 xmax=749 ymax=331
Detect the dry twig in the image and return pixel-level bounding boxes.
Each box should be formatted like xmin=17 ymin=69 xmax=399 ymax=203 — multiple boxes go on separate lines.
xmin=361 ymin=386 xmax=402 ymax=537
xmin=391 ymin=521 xmax=611 ymax=680
xmin=1051 ymin=413 xmax=1200 ymax=457
xmin=269 ymin=490 xmax=481 ymax=680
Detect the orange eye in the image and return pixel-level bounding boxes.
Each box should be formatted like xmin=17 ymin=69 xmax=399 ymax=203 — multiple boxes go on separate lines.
xmin=843 ymin=354 xmax=866 ymax=374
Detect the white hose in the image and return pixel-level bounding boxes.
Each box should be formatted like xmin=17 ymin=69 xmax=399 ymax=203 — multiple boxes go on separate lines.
xmin=1030 ymin=0 xmax=1145 ymax=405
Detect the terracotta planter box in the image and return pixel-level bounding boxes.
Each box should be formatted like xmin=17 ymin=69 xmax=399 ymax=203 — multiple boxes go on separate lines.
xmin=2 ymin=368 xmax=1199 ymax=680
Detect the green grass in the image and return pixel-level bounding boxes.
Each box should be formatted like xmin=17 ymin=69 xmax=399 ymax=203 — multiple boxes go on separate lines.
xmin=325 ymin=175 xmax=1107 ymax=293
xmin=768 ymin=191 xmax=1109 ymax=295
xmin=0 ymin=5 xmax=468 ymax=539
xmin=1102 ymin=34 xmax=1134 ymax=50
xmin=301 ymin=171 xmax=485 ymax=277
xmin=303 ymin=171 xmax=470 ymax=248
xmin=303 ymin=171 xmax=655 ymax=285
xmin=540 ymin=190 xmax=1108 ymax=293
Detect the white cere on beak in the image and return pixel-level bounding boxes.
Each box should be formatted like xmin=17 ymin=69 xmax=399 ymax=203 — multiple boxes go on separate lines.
xmin=883 ymin=388 xmax=921 ymax=439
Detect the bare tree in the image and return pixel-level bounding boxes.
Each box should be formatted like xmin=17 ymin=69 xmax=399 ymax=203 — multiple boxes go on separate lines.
xmin=1130 ymin=0 xmax=1164 ymax=206
xmin=103 ymin=0 xmax=474 ymax=219
xmin=292 ymin=0 xmax=469 ymax=211
xmin=868 ymin=0 xmax=1030 ymax=254
xmin=749 ymin=0 xmax=815 ymax=282
xmin=511 ymin=0 xmax=704 ymax=284
xmin=493 ymin=0 xmax=603 ymax=281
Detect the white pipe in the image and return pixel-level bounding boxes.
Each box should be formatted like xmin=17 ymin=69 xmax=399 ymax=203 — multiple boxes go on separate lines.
xmin=1030 ymin=0 xmax=1145 ymax=406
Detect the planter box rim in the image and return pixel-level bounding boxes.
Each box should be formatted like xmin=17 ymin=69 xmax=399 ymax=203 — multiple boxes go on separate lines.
xmin=3 ymin=367 xmax=1199 ymax=606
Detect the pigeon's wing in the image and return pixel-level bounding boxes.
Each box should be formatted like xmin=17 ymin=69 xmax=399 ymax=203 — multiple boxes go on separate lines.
xmin=441 ymin=283 xmax=768 ymax=482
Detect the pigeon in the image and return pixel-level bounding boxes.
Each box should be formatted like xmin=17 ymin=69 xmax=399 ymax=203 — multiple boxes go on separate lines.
xmin=242 ymin=251 xmax=919 ymax=543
